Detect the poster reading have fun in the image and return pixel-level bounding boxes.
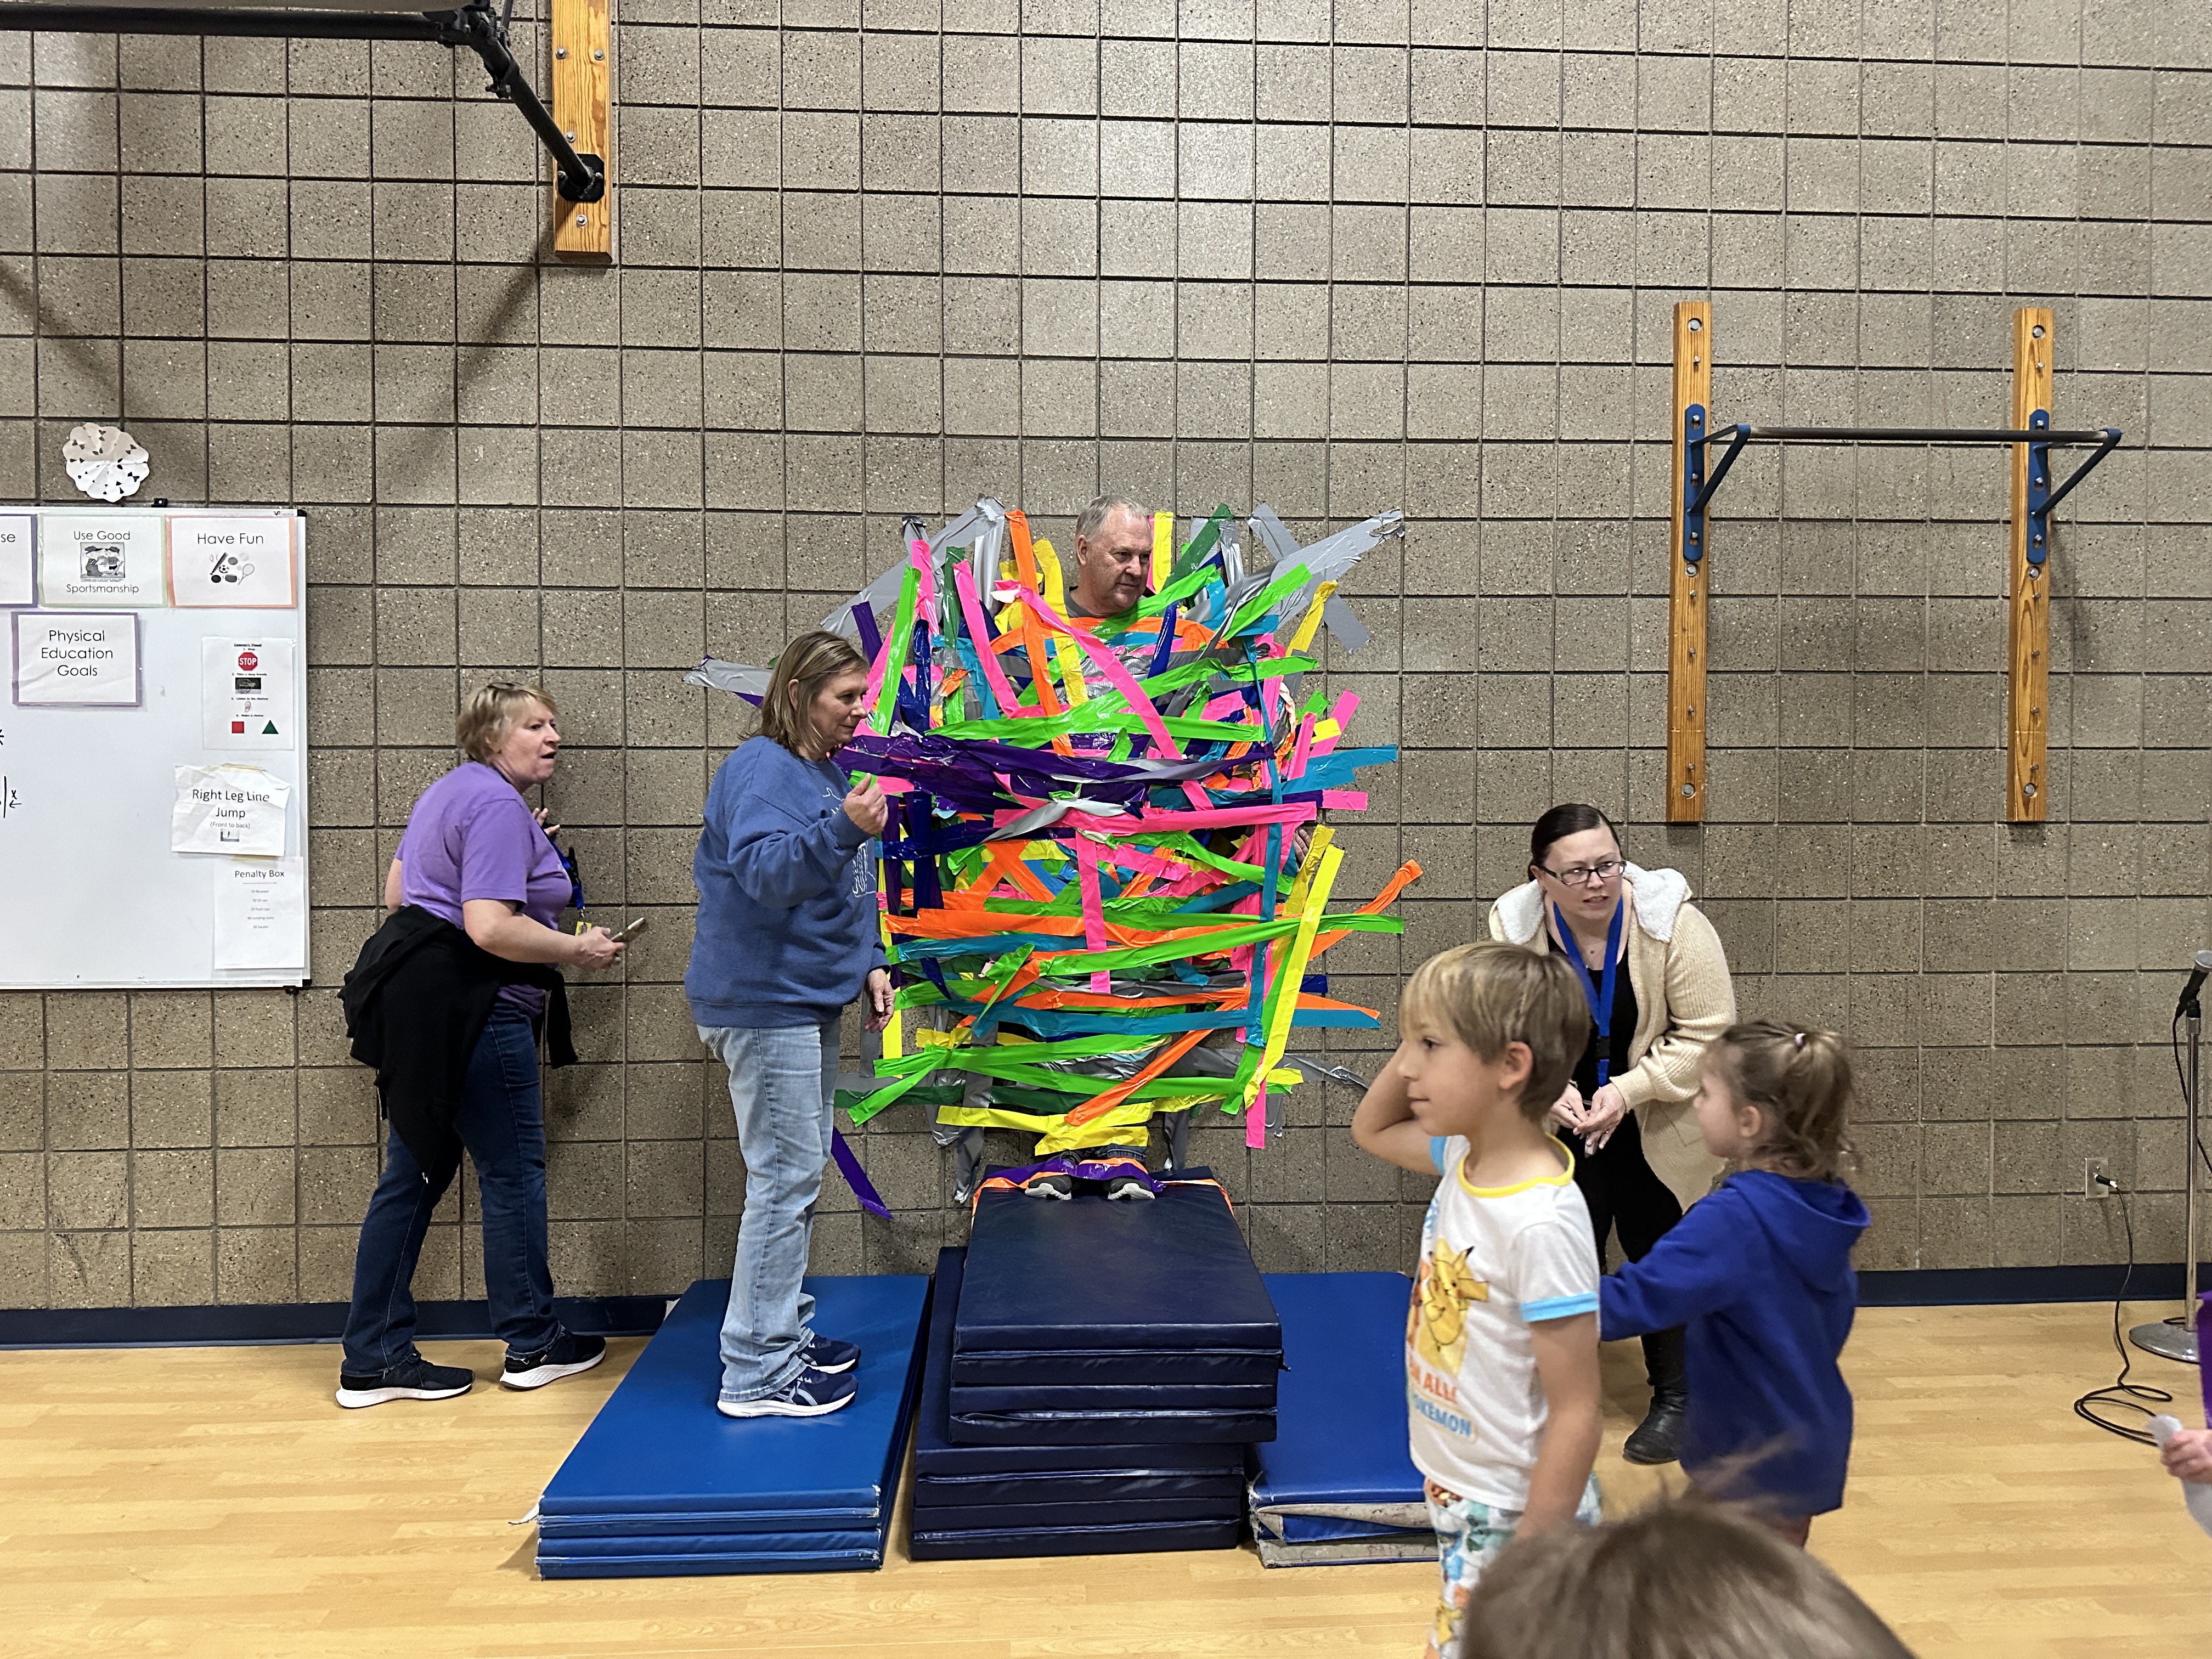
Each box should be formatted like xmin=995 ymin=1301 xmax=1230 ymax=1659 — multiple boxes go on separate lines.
xmin=168 ymin=515 xmax=297 ymax=609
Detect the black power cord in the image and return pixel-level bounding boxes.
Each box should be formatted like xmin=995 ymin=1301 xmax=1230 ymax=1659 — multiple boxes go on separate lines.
xmin=2072 ymin=1172 xmax=2176 ymax=1445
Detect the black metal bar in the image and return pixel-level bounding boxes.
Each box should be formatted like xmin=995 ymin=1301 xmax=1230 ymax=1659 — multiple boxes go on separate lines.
xmin=2041 ymin=426 xmax=2124 ymax=519
xmin=1688 ymin=422 xmax=1752 ymax=516
xmin=1693 ymin=423 xmax=2115 ymax=446
xmin=0 ymin=1 xmax=604 ymax=204
xmin=0 ymin=4 xmax=446 ymax=38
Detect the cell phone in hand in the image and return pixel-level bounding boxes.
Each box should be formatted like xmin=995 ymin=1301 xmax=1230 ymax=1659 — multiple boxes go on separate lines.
xmin=609 ymin=916 xmax=650 ymax=945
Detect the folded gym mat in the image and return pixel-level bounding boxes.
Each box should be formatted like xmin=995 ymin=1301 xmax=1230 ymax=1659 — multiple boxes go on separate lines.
xmin=948 ymin=1379 xmax=1279 ymax=1413
xmin=911 ymin=1468 xmax=1246 ymax=1510
xmin=1248 ymin=1271 xmax=1437 ymax=1568
xmin=536 ymin=1273 xmax=928 ymax=1570
xmin=909 ymin=1516 xmax=1244 ymax=1562
xmin=955 ymin=1172 xmax=1281 ymax=1383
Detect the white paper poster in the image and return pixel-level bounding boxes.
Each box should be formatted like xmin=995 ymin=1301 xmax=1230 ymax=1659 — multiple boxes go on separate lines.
xmin=0 ymin=516 xmax=32 ymax=607
xmin=168 ymin=516 xmax=297 ymax=609
xmin=213 ymin=857 xmax=305 ymax=969
xmin=38 ymin=515 xmax=166 ymax=608
xmin=13 ymin=612 xmax=139 ymax=706
xmin=171 ymin=764 xmax=289 ymax=857
xmin=202 ymin=637 xmax=296 ymax=749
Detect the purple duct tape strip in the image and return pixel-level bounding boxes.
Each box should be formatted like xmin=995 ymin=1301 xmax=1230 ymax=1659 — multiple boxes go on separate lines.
xmin=830 ymin=1128 xmax=891 ymax=1220
xmin=2199 ymin=1293 xmax=2210 ymax=1424
xmin=853 ymin=599 xmax=883 ymax=661
xmin=987 ymin=1154 xmax=1160 ymax=1195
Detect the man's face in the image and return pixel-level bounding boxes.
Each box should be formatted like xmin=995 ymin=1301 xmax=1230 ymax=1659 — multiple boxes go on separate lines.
xmin=1073 ymin=505 xmax=1151 ymax=616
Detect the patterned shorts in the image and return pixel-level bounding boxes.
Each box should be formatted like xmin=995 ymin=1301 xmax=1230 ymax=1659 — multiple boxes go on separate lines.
xmin=1423 ymin=1474 xmax=1604 ymax=1659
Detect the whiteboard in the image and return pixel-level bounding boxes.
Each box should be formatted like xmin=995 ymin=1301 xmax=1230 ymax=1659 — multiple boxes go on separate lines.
xmin=0 ymin=506 xmax=308 ymax=989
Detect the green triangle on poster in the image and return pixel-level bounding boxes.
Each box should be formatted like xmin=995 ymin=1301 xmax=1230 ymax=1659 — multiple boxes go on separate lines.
xmin=262 ymin=721 xmax=280 ymax=735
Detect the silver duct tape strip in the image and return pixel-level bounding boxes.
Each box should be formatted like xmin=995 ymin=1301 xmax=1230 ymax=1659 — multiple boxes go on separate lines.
xmin=984 ymin=796 xmax=1130 ymax=841
xmin=1320 ymin=595 xmax=1370 ymax=653
xmin=1252 ymin=1501 xmax=1434 ymax=1531
xmin=1254 ymin=1537 xmax=1440 ymax=1568
xmin=685 ymin=657 xmax=771 ymax=699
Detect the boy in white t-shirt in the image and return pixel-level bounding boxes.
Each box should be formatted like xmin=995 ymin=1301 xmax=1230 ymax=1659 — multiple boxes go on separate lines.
xmin=1353 ymin=941 xmax=1604 ymax=1659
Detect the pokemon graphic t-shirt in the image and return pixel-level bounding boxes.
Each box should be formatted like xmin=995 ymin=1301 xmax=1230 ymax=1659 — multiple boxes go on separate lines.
xmin=1406 ymin=1135 xmax=1600 ymax=1510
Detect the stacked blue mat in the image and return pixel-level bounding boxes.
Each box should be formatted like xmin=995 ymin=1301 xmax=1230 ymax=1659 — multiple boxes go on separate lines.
xmin=535 ymin=1274 xmax=929 ymax=1577
xmin=911 ymin=1171 xmax=1280 ymax=1560
xmin=1249 ymin=1272 xmax=1438 ymax=1566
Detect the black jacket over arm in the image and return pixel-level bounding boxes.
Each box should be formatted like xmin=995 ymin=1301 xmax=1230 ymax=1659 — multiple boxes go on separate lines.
xmin=340 ymin=905 xmax=578 ymax=1188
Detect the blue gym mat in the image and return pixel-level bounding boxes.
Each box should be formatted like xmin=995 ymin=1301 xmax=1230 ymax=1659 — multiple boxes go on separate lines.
xmin=1248 ymin=1272 xmax=1437 ymax=1567
xmin=911 ymin=1247 xmax=1247 ymax=1560
xmin=535 ymin=1274 xmax=929 ymax=1575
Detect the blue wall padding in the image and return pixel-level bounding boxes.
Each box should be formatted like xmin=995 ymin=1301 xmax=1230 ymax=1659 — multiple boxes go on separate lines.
xmin=536 ymin=1274 xmax=928 ymax=1574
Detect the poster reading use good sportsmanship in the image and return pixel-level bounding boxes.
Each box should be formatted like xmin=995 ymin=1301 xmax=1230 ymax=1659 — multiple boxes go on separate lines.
xmin=13 ymin=612 xmax=139 ymax=706
xmin=37 ymin=515 xmax=166 ymax=608
xmin=168 ymin=516 xmax=297 ymax=609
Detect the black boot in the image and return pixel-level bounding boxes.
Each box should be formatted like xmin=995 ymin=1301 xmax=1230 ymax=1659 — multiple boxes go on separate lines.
xmin=1622 ymin=1328 xmax=1688 ymax=1466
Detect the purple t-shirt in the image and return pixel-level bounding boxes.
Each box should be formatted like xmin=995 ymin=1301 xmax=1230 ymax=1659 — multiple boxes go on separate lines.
xmin=397 ymin=761 xmax=569 ymax=1013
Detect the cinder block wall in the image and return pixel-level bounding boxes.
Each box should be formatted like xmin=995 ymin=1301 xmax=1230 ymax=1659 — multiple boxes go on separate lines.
xmin=1 ymin=3 xmax=2207 ymax=1312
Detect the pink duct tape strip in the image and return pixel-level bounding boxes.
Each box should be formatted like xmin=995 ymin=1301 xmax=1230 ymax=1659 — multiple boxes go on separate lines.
xmin=952 ymin=563 xmax=1026 ymax=718
xmin=1203 ymin=691 xmax=1247 ymax=721
xmin=1093 ymin=840 xmax=1200 ymax=882
xmin=1286 ymin=715 xmax=1315 ymax=781
xmin=1247 ymin=1085 xmax=1267 ymax=1149
xmin=1074 ymin=836 xmax=1112 ymax=992
xmin=910 ymin=536 xmax=935 ymax=630
xmin=1321 ymin=791 xmax=1367 ymax=810
xmin=1312 ymin=690 xmax=1360 ymax=757
xmin=1006 ymin=585 xmax=1183 ymax=758
xmin=1061 ymin=802 xmax=1317 ymax=835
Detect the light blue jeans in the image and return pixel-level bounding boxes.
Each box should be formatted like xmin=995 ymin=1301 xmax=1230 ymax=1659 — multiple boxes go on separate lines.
xmin=698 ymin=1017 xmax=840 ymax=1402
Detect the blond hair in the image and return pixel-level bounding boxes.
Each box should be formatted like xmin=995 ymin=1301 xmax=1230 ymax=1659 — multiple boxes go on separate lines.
xmin=759 ymin=630 xmax=871 ymax=755
xmin=456 ymin=680 xmax=557 ymax=764
xmin=1461 ymin=1492 xmax=1916 ymax=1659
xmin=1401 ymin=941 xmax=1590 ymax=1122
xmin=1710 ymin=1020 xmax=1858 ymax=1183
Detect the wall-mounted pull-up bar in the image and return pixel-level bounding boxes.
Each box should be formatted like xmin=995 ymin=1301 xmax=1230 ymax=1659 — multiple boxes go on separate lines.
xmin=1665 ymin=302 xmax=2125 ymax=826
xmin=0 ymin=0 xmax=610 ymax=257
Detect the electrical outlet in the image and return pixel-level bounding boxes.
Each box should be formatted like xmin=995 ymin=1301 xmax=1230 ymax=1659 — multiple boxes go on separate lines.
xmin=2085 ymin=1156 xmax=2111 ymax=1199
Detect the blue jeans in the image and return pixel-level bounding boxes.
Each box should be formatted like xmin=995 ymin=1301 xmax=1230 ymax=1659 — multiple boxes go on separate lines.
xmin=340 ymin=1003 xmax=559 ymax=1374
xmin=699 ymin=1018 xmax=839 ymax=1402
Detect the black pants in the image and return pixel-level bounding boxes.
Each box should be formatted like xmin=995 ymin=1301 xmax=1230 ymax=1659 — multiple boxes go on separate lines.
xmin=1572 ymin=1109 xmax=1683 ymax=1271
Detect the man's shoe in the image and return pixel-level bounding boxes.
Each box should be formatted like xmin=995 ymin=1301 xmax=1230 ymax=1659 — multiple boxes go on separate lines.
xmin=802 ymin=1333 xmax=862 ymax=1375
xmin=335 ymin=1355 xmax=474 ymax=1409
xmin=1025 ymin=1172 xmax=1075 ymax=1199
xmin=1105 ymin=1173 xmax=1155 ymax=1201
xmin=501 ymin=1330 xmax=607 ymax=1391
xmin=716 ymin=1364 xmax=858 ymax=1419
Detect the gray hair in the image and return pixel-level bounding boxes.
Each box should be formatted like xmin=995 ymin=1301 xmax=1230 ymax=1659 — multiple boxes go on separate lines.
xmin=1076 ymin=494 xmax=1150 ymax=541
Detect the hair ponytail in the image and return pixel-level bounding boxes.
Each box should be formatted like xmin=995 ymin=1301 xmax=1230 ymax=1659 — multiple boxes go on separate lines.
xmin=1710 ymin=1020 xmax=1857 ymax=1182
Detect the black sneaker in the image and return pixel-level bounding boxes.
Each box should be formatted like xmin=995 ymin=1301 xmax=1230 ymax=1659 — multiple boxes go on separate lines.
xmin=802 ymin=1332 xmax=862 ymax=1375
xmin=1105 ymin=1174 xmax=1155 ymax=1201
xmin=335 ymin=1355 xmax=474 ymax=1410
xmin=1025 ymin=1172 xmax=1075 ymax=1200
xmin=501 ymin=1330 xmax=607 ymax=1391
xmin=716 ymin=1363 xmax=858 ymax=1419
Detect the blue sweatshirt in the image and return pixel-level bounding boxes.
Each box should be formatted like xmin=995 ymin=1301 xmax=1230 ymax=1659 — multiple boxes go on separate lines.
xmin=1600 ymin=1170 xmax=1870 ymax=1517
xmin=684 ymin=736 xmax=884 ymax=1028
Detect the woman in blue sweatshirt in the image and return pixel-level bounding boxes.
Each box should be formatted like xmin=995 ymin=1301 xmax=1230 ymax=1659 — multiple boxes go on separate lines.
xmin=1599 ymin=1021 xmax=1870 ymax=1543
xmin=686 ymin=630 xmax=893 ymax=1419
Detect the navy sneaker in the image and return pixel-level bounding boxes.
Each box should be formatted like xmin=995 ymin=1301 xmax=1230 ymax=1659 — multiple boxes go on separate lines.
xmin=1105 ymin=1174 xmax=1154 ymax=1200
xmin=501 ymin=1330 xmax=606 ymax=1391
xmin=335 ymin=1355 xmax=473 ymax=1409
xmin=1025 ymin=1172 xmax=1075 ymax=1199
xmin=802 ymin=1333 xmax=862 ymax=1375
xmin=716 ymin=1364 xmax=857 ymax=1419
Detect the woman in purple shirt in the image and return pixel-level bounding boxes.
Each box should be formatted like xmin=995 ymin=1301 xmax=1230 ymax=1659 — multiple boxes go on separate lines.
xmin=335 ymin=682 xmax=624 ymax=1408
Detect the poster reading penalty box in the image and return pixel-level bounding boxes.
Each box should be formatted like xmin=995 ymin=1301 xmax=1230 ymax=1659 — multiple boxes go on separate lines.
xmin=13 ymin=612 xmax=140 ymax=706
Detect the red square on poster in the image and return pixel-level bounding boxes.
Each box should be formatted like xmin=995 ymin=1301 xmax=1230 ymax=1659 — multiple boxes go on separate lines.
xmin=231 ymin=720 xmax=245 ymax=733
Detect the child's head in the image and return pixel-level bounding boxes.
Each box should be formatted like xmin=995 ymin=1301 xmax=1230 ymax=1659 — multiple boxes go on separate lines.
xmin=1697 ymin=1020 xmax=1857 ymax=1180
xmin=1396 ymin=942 xmax=1591 ymax=1134
xmin=1460 ymin=1492 xmax=1916 ymax=1659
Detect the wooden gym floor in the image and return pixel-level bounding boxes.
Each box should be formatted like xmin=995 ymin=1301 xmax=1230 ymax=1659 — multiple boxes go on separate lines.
xmin=1 ymin=1301 xmax=2206 ymax=1658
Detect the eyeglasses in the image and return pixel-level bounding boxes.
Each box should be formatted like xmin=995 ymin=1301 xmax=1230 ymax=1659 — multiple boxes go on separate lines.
xmin=1537 ymin=860 xmax=1623 ymax=887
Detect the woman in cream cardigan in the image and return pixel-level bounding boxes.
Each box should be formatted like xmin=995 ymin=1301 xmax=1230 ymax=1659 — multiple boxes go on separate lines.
xmin=1486 ymin=803 xmax=1736 ymax=1466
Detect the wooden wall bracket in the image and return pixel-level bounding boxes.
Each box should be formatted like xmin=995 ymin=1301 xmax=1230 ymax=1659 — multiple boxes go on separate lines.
xmin=552 ymin=0 xmax=612 ymax=261
xmin=2007 ymin=307 xmax=2053 ymax=823
xmin=1667 ymin=300 xmax=1712 ymax=825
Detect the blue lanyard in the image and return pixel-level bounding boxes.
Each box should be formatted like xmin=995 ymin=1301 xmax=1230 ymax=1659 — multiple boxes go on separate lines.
xmin=1555 ymin=901 xmax=1622 ymax=1089
xmin=558 ymin=843 xmax=583 ymax=911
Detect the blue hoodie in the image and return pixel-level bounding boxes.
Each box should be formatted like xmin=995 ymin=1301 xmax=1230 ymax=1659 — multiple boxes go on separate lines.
xmin=1600 ymin=1170 xmax=1870 ymax=1516
xmin=684 ymin=736 xmax=884 ymax=1029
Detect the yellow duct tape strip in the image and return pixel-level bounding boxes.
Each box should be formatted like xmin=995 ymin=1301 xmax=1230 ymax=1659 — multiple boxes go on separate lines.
xmin=1245 ymin=843 xmax=1342 ymax=1108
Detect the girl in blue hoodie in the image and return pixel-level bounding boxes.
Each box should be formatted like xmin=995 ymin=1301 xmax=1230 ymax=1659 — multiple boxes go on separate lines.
xmin=1599 ymin=1020 xmax=1870 ymax=1544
